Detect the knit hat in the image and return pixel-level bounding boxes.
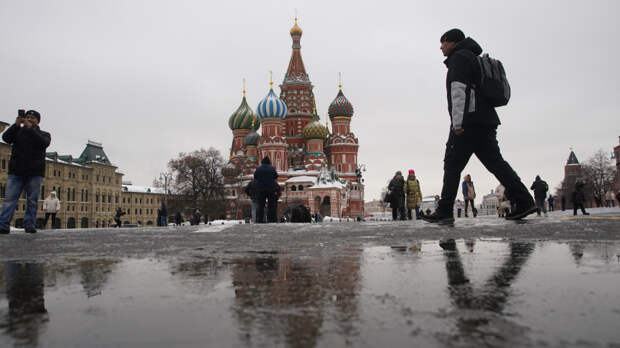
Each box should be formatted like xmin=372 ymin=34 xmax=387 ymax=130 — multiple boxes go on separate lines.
xmin=408 ymin=169 xmax=415 ymax=175
xmin=440 ymin=28 xmax=465 ymax=43
xmin=25 ymin=110 xmax=41 ymax=122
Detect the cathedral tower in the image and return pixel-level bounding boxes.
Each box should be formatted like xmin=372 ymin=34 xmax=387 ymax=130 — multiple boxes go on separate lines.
xmin=257 ymin=74 xmax=288 ymax=172
xmin=325 ymin=81 xmax=358 ymax=178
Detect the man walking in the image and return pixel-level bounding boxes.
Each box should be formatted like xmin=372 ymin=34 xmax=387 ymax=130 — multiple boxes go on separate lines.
xmin=423 ymin=29 xmax=535 ymax=224
xmin=0 ymin=110 xmax=51 ymax=234
xmin=254 ymin=156 xmax=279 ymax=223
xmin=530 ymin=175 xmax=549 ymax=217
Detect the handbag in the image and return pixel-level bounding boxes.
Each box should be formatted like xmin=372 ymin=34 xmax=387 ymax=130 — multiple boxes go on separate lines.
xmin=384 ymin=191 xmax=392 ymax=203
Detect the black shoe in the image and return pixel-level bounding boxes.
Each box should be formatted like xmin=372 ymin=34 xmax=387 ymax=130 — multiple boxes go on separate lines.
xmin=506 ymin=205 xmax=537 ymax=220
xmin=0 ymin=228 xmax=9 ymax=234
xmin=439 ymin=238 xmax=456 ymax=251
xmin=422 ymin=212 xmax=455 ymax=225
xmin=25 ymin=227 xmax=37 ymax=234
xmin=583 ymin=212 xmax=590 ymax=216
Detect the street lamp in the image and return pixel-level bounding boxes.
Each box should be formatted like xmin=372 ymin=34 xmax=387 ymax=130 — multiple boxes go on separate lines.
xmin=159 ymin=172 xmax=172 ymax=205
xmin=355 ymin=164 xmax=366 ymax=220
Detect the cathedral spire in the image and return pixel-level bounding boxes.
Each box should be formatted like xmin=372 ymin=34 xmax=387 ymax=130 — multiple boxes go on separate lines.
xmin=284 ymin=17 xmax=309 ymax=84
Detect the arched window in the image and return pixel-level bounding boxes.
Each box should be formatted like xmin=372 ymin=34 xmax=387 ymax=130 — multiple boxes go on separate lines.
xmin=291 ymin=186 xmax=297 ymax=192
xmin=298 ymin=185 xmax=303 ymax=191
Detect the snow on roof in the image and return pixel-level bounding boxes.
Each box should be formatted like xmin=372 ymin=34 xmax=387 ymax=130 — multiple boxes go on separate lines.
xmin=310 ymin=181 xmax=346 ymax=189
xmin=45 ymin=157 xmax=86 ymax=167
xmin=122 ymin=185 xmax=165 ymax=194
xmin=285 ymin=175 xmax=316 ymax=183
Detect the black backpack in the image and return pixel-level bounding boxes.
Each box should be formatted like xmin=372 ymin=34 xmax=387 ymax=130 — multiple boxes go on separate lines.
xmin=476 ymin=53 xmax=511 ymax=107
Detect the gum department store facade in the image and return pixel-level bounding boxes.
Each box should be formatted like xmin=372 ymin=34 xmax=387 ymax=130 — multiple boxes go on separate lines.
xmin=0 ymin=121 xmax=164 ymax=229
xmin=222 ymin=19 xmax=364 ymax=219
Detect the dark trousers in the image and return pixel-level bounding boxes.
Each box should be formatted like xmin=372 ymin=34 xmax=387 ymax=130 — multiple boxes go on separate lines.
xmin=548 ymin=202 xmax=554 ymax=211
xmin=257 ymin=190 xmax=278 ymax=223
xmin=573 ymin=203 xmax=587 ymax=215
xmin=438 ymin=127 xmax=533 ymax=214
xmin=391 ymin=195 xmax=406 ymax=221
xmin=407 ymin=207 xmax=420 ymax=220
xmin=43 ymin=212 xmax=56 ymax=228
xmin=464 ymin=199 xmax=474 ymax=216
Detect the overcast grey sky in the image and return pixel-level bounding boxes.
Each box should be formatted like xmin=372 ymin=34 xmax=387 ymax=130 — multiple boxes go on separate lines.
xmin=1 ymin=0 xmax=618 ymax=202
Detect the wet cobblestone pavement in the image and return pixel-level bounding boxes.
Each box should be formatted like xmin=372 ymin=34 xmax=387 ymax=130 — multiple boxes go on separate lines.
xmin=1 ymin=210 xmax=620 ymax=347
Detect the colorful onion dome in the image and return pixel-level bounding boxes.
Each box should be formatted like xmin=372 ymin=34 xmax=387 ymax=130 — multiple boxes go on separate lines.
xmin=221 ymin=162 xmax=241 ymax=177
xmin=244 ymin=126 xmax=260 ymax=146
xmin=229 ymin=95 xmax=259 ymax=131
xmin=290 ymin=18 xmax=303 ymax=36
xmin=257 ymin=88 xmax=288 ymax=119
xmin=328 ymin=89 xmax=354 ymax=119
xmin=303 ymin=119 xmax=329 ymax=140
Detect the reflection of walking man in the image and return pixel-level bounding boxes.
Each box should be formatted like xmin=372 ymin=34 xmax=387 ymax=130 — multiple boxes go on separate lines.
xmin=0 ymin=110 xmax=51 ymax=234
xmin=423 ymin=29 xmax=536 ymax=224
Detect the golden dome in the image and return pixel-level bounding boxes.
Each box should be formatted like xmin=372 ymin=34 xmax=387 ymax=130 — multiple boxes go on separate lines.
xmin=290 ymin=18 xmax=303 ymax=36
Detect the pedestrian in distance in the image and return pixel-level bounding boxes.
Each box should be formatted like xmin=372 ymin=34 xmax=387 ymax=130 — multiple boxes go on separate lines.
xmin=605 ymin=190 xmax=615 ymax=208
xmin=0 ymin=110 xmax=51 ymax=234
xmin=159 ymin=202 xmax=167 ymax=226
xmin=496 ymin=183 xmax=510 ymax=218
xmin=462 ymin=174 xmax=476 ymax=217
xmin=114 ymin=207 xmax=125 ymax=228
xmin=42 ymin=191 xmax=60 ymax=229
xmin=547 ymin=195 xmax=555 ymax=211
xmin=455 ymin=199 xmax=463 ymax=218
xmin=175 ymin=212 xmax=182 ymax=226
xmin=561 ymin=196 xmax=566 ymax=211
xmin=423 ymin=29 xmax=536 ymax=225
xmin=156 ymin=208 xmax=162 ymax=226
xmin=572 ymin=181 xmax=590 ymax=216
xmin=244 ymin=179 xmax=258 ymax=223
xmin=404 ymin=169 xmax=422 ymax=219
xmin=254 ymin=156 xmax=279 ymax=223
xmin=530 ymin=175 xmax=549 ymax=217
xmin=388 ymin=171 xmax=406 ymax=221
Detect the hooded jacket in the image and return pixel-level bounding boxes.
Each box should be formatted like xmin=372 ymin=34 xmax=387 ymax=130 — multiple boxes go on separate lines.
xmin=444 ymin=37 xmax=500 ymax=130
xmin=42 ymin=193 xmax=61 ymax=213
xmin=2 ymin=123 xmax=51 ymax=177
xmin=253 ymin=157 xmax=279 ymax=191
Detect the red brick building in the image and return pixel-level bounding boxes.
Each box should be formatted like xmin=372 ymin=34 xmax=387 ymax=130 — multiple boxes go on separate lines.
xmin=223 ymin=19 xmax=364 ymax=220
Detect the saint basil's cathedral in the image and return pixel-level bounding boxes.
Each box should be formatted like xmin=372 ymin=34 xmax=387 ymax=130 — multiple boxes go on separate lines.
xmin=222 ymin=18 xmax=364 ymax=219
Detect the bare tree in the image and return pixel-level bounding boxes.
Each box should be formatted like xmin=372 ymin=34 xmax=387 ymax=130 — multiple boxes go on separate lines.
xmin=166 ymin=147 xmax=226 ymax=219
xmin=582 ymin=149 xmax=615 ymax=206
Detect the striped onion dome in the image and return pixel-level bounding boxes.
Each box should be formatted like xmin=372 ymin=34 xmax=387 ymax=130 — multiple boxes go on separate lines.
xmin=257 ymin=88 xmax=288 ymax=120
xmin=328 ymin=89 xmax=354 ymax=119
xmin=228 ymin=96 xmax=260 ymax=131
xmin=303 ymin=119 xmax=329 ymax=140
xmin=244 ymin=126 xmax=260 ymax=146
xmin=221 ymin=162 xmax=241 ymax=177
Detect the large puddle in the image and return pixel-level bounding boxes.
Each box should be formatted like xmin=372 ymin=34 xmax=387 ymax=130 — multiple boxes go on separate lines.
xmin=1 ymin=240 xmax=619 ymax=347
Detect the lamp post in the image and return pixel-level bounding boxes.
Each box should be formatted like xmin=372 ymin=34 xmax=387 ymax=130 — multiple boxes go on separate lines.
xmin=159 ymin=172 xmax=172 ymax=205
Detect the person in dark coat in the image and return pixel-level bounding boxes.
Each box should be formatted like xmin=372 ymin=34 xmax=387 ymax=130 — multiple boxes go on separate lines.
xmin=561 ymin=196 xmax=566 ymax=211
xmin=159 ymin=202 xmax=167 ymax=226
xmin=114 ymin=207 xmax=125 ymax=228
xmin=388 ymin=171 xmax=406 ymax=221
xmin=530 ymin=175 xmax=549 ymax=217
xmin=547 ymin=195 xmax=555 ymax=211
xmin=571 ymin=181 xmax=590 ymax=216
xmin=175 ymin=212 xmax=182 ymax=226
xmin=423 ymin=29 xmax=536 ymax=224
xmin=0 ymin=110 xmax=51 ymax=234
xmin=244 ymin=179 xmax=258 ymax=223
xmin=254 ymin=156 xmax=279 ymax=223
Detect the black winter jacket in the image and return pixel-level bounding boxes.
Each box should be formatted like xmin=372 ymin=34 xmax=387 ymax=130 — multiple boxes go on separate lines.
xmin=244 ymin=180 xmax=258 ymax=200
xmin=530 ymin=179 xmax=549 ymax=199
xmin=444 ymin=37 xmax=500 ymax=130
xmin=2 ymin=124 xmax=51 ymax=177
xmin=254 ymin=159 xmax=278 ymax=191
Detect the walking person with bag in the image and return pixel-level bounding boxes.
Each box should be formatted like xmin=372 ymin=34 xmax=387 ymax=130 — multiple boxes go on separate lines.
xmin=462 ymin=175 xmax=476 ymax=217
xmin=423 ymin=29 xmax=536 ymax=225
xmin=388 ymin=171 xmax=406 ymax=221
xmin=404 ymin=169 xmax=422 ymax=219
xmin=254 ymin=156 xmax=279 ymax=223
xmin=42 ymin=191 xmax=60 ymax=229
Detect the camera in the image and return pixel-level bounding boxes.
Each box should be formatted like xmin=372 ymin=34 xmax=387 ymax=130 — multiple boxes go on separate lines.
xmin=18 ymin=109 xmax=25 ymax=118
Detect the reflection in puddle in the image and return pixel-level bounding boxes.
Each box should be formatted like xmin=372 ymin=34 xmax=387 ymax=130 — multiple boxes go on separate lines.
xmin=0 ymin=240 xmax=618 ymax=347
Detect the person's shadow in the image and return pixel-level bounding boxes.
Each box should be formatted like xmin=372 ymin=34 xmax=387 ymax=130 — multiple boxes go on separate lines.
xmin=1 ymin=261 xmax=49 ymax=347
xmin=440 ymin=241 xmax=535 ymax=345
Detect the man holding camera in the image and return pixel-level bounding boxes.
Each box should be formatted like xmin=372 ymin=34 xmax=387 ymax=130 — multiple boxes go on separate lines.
xmin=0 ymin=110 xmax=51 ymax=234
